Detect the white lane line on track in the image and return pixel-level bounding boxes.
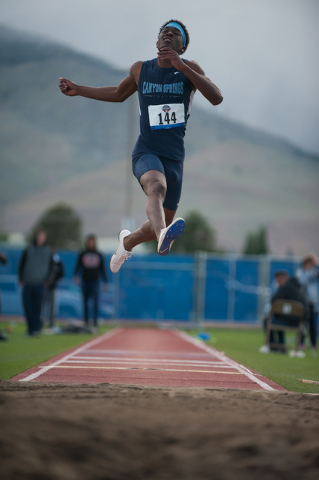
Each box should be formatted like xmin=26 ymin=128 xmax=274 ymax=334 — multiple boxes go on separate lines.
xmin=174 ymin=330 xmax=276 ymax=391
xmin=19 ymin=327 xmax=124 ymax=382
xmin=36 ymin=365 xmax=246 ymax=375
xmin=73 ymin=355 xmax=227 ymax=365
xmin=65 ymin=359 xmax=236 ymax=368
xmin=83 ymin=349 xmax=219 ymax=358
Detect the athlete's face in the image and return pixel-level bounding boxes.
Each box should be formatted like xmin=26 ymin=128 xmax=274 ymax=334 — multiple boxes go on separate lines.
xmin=157 ymin=26 xmax=185 ymax=54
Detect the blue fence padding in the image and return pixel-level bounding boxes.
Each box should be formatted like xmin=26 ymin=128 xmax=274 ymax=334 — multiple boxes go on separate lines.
xmin=0 ymin=247 xmax=303 ymax=322
xmin=0 ymin=248 xmax=22 ymax=276
xmin=234 ymin=259 xmax=259 ymax=322
xmin=117 ymin=255 xmax=194 ymax=320
xmin=119 ymin=257 xmax=194 ymax=320
xmin=57 ymin=251 xmax=79 ymax=278
xmin=205 ymin=258 xmax=229 ymax=320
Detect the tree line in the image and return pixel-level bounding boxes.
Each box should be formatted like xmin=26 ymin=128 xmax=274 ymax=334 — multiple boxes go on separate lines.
xmin=1 ymin=203 xmax=269 ymax=255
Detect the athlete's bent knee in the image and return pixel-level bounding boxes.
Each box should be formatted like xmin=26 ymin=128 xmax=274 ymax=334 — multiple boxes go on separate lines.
xmin=145 ymin=180 xmax=166 ymax=200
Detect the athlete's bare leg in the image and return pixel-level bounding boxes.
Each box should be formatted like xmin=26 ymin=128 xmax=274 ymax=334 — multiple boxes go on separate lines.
xmin=124 ymin=209 xmax=176 ymax=251
xmin=124 ymin=170 xmax=176 ymax=251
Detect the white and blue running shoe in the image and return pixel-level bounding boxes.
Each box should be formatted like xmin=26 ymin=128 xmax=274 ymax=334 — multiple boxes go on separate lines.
xmin=157 ymin=217 xmax=185 ymax=256
xmin=110 ymin=230 xmax=133 ymax=273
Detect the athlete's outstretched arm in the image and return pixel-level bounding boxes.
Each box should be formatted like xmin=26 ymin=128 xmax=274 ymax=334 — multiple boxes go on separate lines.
xmin=59 ymin=61 xmax=142 ymax=102
xmin=157 ymin=48 xmax=223 ymax=106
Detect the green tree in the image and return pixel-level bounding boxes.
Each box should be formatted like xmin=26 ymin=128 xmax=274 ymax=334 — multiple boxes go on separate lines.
xmin=147 ymin=210 xmax=221 ymax=254
xmin=29 ymin=203 xmax=82 ymax=249
xmin=242 ymin=226 xmax=269 ymax=255
xmin=0 ymin=232 xmax=9 ymax=242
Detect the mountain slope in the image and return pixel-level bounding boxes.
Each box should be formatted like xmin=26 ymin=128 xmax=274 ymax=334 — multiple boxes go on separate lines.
xmin=4 ymin=138 xmax=318 ymax=255
xmin=0 ymin=25 xmax=134 ymax=202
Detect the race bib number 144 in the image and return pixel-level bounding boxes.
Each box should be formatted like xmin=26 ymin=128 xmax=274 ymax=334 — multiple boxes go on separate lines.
xmin=148 ymin=103 xmax=185 ymax=130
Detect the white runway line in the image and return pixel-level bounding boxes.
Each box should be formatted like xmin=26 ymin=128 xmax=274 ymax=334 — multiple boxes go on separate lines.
xmin=174 ymin=330 xmax=275 ymax=391
xmin=83 ymin=349 xmax=220 ymax=358
xmin=63 ymin=358 xmax=236 ymax=368
xmin=72 ymin=355 xmax=228 ymax=366
xmin=36 ymin=365 xmax=247 ymax=375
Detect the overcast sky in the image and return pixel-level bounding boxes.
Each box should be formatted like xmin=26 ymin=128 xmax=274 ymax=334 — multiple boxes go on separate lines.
xmin=2 ymin=0 xmax=319 ymax=153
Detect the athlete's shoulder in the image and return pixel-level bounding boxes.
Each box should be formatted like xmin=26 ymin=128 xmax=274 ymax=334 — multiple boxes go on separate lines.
xmin=130 ymin=60 xmax=143 ymax=74
xmin=131 ymin=58 xmax=157 ymax=67
xmin=129 ymin=61 xmax=144 ymax=82
xmin=131 ymin=59 xmax=159 ymax=78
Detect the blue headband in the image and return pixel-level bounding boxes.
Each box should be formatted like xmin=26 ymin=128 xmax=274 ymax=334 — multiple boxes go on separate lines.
xmin=162 ymin=21 xmax=186 ymax=47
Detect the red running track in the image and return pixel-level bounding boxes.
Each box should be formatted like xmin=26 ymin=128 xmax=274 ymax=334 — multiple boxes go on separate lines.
xmin=12 ymin=327 xmax=285 ymax=391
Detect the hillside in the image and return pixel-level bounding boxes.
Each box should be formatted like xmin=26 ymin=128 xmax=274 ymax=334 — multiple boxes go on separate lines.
xmin=1 ymin=25 xmax=318 ymax=254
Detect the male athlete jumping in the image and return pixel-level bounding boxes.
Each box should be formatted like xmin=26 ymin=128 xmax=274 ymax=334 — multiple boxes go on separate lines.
xmin=59 ymin=20 xmax=223 ymax=273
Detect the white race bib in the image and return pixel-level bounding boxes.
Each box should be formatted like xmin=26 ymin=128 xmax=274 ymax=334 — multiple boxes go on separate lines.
xmin=148 ymin=103 xmax=185 ymax=130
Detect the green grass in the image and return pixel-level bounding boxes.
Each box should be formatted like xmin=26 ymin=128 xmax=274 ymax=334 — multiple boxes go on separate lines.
xmin=187 ymin=327 xmax=319 ymax=394
xmin=0 ymin=319 xmax=112 ymax=380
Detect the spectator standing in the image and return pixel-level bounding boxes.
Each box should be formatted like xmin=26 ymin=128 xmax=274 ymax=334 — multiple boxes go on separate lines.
xmin=296 ymin=254 xmax=319 ymax=350
xmin=74 ymin=234 xmax=108 ymax=328
xmin=18 ymin=231 xmax=53 ymax=336
xmin=0 ymin=250 xmax=7 ymax=266
xmin=42 ymin=245 xmax=64 ymax=329
xmin=0 ymin=250 xmax=8 ymax=318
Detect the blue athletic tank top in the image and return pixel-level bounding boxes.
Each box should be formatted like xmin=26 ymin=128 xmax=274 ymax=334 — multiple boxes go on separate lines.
xmin=132 ymin=58 xmax=194 ymax=162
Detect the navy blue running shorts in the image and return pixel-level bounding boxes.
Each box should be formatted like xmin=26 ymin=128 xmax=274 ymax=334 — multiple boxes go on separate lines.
xmin=132 ymin=152 xmax=183 ymax=211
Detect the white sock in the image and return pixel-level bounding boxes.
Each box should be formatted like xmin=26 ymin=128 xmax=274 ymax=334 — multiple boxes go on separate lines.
xmin=158 ymin=228 xmax=166 ymax=242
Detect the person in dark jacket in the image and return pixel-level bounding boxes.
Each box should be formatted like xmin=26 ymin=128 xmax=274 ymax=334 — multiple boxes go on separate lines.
xmin=270 ymin=276 xmax=308 ymax=348
xmin=262 ymin=270 xmax=289 ymax=351
xmin=74 ymin=234 xmax=108 ymax=328
xmin=0 ymin=251 xmax=7 ymax=266
xmin=42 ymin=244 xmax=64 ymax=329
xmin=0 ymin=250 xmax=8 ymax=319
xmin=272 ymin=276 xmax=308 ymax=310
xmin=18 ymin=231 xmax=53 ymax=336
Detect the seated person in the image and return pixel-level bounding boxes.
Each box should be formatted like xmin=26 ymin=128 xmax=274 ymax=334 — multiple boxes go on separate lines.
xmin=261 ymin=270 xmax=288 ymax=352
xmin=270 ymin=276 xmax=308 ymax=345
xmin=260 ymin=276 xmax=308 ymax=353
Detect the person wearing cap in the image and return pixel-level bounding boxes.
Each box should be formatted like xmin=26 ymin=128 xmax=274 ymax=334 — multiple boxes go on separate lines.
xmin=59 ymin=19 xmax=223 ymax=273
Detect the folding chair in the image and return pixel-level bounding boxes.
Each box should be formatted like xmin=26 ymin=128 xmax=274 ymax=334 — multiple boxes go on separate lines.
xmin=265 ymin=300 xmax=306 ymax=354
